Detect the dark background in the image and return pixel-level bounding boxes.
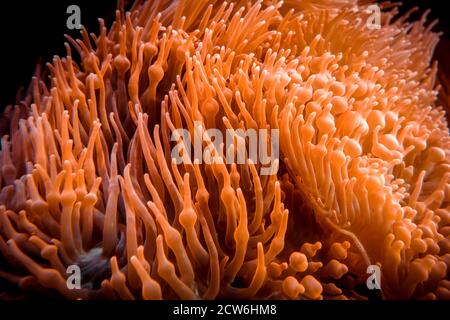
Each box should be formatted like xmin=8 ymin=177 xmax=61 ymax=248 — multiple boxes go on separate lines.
xmin=0 ymin=0 xmax=448 ymax=110
xmin=0 ymin=0 xmax=119 ymax=110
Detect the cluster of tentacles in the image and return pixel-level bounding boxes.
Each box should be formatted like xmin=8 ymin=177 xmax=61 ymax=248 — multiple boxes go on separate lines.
xmin=0 ymin=0 xmax=449 ymax=300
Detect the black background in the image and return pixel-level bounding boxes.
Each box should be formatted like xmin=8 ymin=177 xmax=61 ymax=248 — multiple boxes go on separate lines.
xmin=0 ymin=0 xmax=119 ymax=109
xmin=0 ymin=0 xmax=448 ymax=110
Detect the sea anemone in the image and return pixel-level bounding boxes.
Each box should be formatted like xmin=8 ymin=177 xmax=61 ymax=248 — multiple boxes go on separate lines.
xmin=0 ymin=0 xmax=449 ymax=300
